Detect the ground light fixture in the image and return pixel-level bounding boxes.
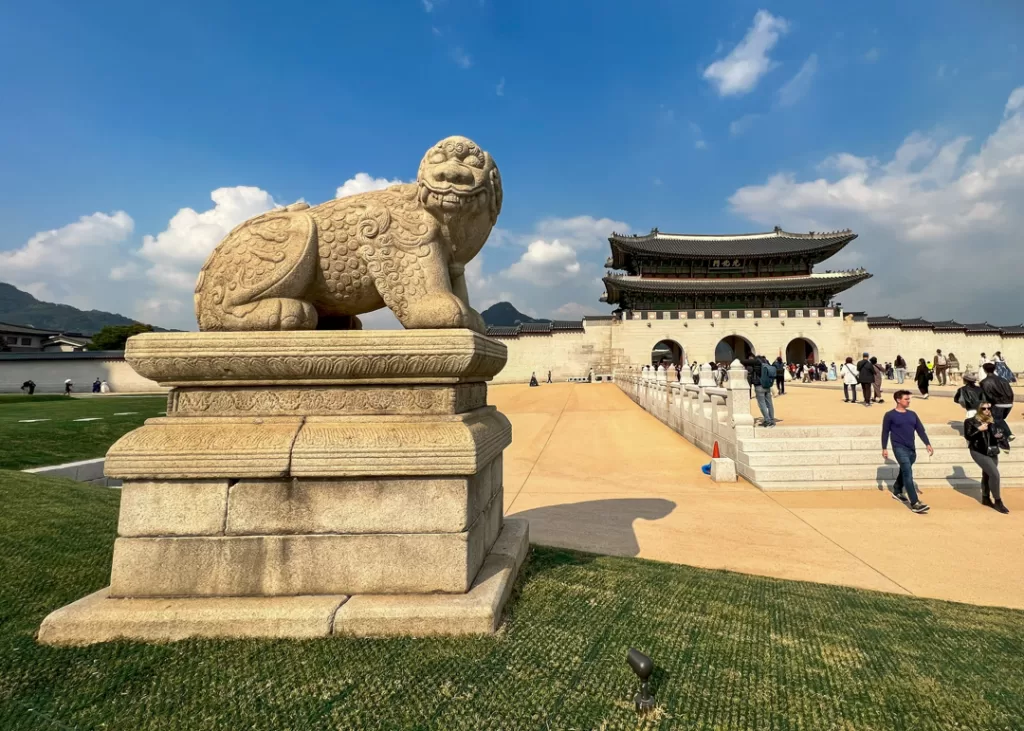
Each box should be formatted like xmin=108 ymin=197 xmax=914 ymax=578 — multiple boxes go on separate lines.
xmin=626 ymin=647 xmax=655 ymax=712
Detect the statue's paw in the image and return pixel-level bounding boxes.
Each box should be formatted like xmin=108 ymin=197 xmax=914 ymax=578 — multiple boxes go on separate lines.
xmin=467 ymin=309 xmax=486 ymax=334
xmin=278 ymin=299 xmax=318 ymax=330
xmin=399 ymin=294 xmax=466 ymax=329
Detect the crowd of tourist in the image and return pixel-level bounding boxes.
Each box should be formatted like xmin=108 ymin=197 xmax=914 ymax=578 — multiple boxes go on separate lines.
xmin=634 ymin=347 xmax=1017 ymax=516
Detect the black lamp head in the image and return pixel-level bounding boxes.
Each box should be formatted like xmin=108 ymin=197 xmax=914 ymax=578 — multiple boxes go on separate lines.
xmin=626 ymin=648 xmax=653 ymax=680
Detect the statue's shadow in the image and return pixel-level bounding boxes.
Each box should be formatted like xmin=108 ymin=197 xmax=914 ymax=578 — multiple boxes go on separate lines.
xmin=508 ymin=498 xmax=676 ymax=558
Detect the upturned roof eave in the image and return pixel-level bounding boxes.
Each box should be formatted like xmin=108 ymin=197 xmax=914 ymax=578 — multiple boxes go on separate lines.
xmin=607 ymin=231 xmax=857 ymax=261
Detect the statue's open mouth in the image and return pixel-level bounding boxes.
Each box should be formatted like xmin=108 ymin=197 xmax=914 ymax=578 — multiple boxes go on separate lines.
xmin=419 ymin=184 xmax=488 ymax=211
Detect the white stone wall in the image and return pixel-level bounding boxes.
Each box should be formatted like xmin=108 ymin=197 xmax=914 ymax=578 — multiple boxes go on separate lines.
xmin=491 ymin=313 xmax=1024 ymax=381
xmin=490 ymin=322 xmax=613 ymax=384
xmin=0 ymin=357 xmax=163 ymax=393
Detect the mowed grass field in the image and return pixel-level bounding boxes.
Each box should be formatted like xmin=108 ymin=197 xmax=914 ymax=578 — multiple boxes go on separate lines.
xmin=0 ymin=394 xmax=167 ymax=469
xmin=3 ymin=471 xmax=1024 ymax=730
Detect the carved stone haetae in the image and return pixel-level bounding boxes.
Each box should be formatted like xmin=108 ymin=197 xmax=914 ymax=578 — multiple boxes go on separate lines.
xmin=38 ymin=329 xmax=528 ymax=644
xmin=193 ymin=136 xmax=501 ymax=333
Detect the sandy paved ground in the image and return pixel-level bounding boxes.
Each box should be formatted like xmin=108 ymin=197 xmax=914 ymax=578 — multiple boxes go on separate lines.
xmin=491 ymin=382 xmax=1024 ymax=609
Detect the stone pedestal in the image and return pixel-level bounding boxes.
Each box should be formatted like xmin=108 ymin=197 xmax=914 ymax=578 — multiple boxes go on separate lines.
xmin=39 ymin=330 xmax=528 ymax=645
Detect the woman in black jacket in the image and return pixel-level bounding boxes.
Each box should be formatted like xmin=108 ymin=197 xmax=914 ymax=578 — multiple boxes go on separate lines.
xmin=964 ymin=402 xmax=1010 ymax=513
xmin=914 ymin=358 xmax=931 ymax=399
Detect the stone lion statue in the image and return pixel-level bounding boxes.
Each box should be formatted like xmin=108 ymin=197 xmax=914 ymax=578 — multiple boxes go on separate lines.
xmin=194 ymin=135 xmax=501 ymax=333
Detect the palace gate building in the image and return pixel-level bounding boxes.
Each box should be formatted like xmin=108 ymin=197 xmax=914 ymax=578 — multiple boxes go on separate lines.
xmin=484 ymin=226 xmax=1024 ymax=384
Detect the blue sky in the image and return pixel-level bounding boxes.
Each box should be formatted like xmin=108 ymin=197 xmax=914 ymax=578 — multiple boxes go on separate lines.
xmin=1 ymin=0 xmax=1022 ymax=329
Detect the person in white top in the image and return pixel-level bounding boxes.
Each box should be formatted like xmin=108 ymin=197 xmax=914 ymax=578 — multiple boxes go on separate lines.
xmin=841 ymin=356 xmax=860 ymax=403
xmin=980 ymin=353 xmax=992 ymax=380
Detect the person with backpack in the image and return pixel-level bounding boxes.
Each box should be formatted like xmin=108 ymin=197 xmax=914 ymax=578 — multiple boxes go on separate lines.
xmin=964 ymin=402 xmax=1010 ymax=514
xmin=981 ymin=362 xmax=1015 ymax=441
xmin=856 ymin=352 xmax=875 ymax=406
xmin=773 ymin=355 xmax=786 ymax=395
xmin=740 ymin=352 xmax=776 ymax=428
xmin=954 ymin=372 xmax=984 ymax=418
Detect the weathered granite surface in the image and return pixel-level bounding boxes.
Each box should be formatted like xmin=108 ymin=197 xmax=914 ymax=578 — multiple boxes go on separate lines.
xmin=38 ymin=329 xmax=526 ymax=643
xmin=194 ymin=136 xmax=500 ymax=333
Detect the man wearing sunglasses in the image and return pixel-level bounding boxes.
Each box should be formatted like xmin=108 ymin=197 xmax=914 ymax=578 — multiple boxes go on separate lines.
xmin=881 ymin=390 xmax=933 ymax=513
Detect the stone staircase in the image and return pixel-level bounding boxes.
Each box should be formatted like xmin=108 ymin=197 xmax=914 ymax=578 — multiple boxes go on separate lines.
xmin=737 ymin=422 xmax=1024 ymax=491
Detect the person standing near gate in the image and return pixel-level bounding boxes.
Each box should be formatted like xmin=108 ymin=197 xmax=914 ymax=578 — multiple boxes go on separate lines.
xmin=893 ymin=354 xmax=907 ymax=384
xmin=934 ymin=349 xmax=948 ymax=386
xmin=981 ymin=362 xmax=1015 ymax=441
xmin=740 ymin=351 xmax=776 ymax=428
xmin=882 ymin=390 xmax=933 ymax=514
xmin=856 ymin=352 xmax=875 ymax=406
xmin=773 ymin=355 xmax=785 ymax=396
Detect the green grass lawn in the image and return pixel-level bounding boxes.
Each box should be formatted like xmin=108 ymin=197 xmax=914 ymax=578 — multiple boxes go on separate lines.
xmin=0 ymin=395 xmax=167 ymax=469
xmin=3 ymin=471 xmax=1024 ymax=730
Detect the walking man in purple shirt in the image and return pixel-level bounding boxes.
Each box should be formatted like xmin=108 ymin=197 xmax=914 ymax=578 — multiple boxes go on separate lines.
xmin=881 ymin=390 xmax=934 ymax=513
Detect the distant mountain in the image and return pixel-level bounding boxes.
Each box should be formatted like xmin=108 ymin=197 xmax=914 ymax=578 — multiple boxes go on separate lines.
xmin=480 ymin=301 xmax=552 ymax=327
xmin=0 ymin=282 xmax=145 ymax=334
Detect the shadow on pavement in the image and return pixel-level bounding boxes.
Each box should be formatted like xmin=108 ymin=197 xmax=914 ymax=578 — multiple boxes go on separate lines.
xmin=509 ymin=498 xmax=676 ymax=557
xmin=945 ymin=465 xmax=984 ymax=502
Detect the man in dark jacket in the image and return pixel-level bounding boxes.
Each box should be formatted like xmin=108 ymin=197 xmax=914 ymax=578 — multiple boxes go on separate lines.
xmin=981 ymin=362 xmax=1015 ymax=440
xmin=740 ymin=352 xmax=776 ymax=427
xmin=856 ymin=352 xmax=875 ymax=406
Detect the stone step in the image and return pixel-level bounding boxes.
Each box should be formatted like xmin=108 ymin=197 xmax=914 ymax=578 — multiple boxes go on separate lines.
xmin=744 ymin=461 xmax=1024 ymax=484
xmin=748 ymin=423 xmax=1024 ymax=439
xmin=754 ymin=478 xmax=1024 ymax=492
xmin=739 ymin=435 xmax=978 ymax=452
xmin=743 ymin=449 xmax=1024 ymax=467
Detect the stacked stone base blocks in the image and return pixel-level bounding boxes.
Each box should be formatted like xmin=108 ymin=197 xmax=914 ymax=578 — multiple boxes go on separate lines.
xmin=40 ymin=330 xmax=528 ymax=644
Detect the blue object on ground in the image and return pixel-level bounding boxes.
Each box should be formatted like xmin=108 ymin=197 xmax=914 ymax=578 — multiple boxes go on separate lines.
xmin=701 ymin=463 xmax=711 ymax=475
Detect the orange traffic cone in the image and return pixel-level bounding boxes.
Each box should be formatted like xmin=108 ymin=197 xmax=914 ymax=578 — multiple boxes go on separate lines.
xmin=712 ymin=441 xmax=721 ymax=459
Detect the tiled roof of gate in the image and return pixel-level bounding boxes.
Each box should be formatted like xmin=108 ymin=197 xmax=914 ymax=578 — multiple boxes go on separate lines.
xmin=963 ymin=322 xmax=1001 ymax=333
xmin=603 ymin=270 xmax=871 ymax=294
xmin=485 ymin=320 xmax=585 ymax=338
xmin=607 ymin=228 xmax=857 ymax=259
xmin=866 ymin=315 xmax=902 ymax=327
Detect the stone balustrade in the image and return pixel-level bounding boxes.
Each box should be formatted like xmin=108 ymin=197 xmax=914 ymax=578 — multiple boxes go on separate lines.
xmin=616 ymin=360 xmax=754 ymax=462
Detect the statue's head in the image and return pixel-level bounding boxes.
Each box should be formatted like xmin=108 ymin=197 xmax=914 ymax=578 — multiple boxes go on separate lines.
xmin=417 ymin=136 xmax=502 ymax=225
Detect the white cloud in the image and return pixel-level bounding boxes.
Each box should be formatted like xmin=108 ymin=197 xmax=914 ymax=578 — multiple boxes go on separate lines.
xmin=1006 ymin=87 xmax=1024 ymax=117
xmin=0 ymin=211 xmax=136 ymax=313
xmin=777 ymin=53 xmax=818 ymax=107
xmin=703 ymin=10 xmax=789 ymax=96
xmin=729 ymin=113 xmax=761 ymax=136
xmin=728 ymin=87 xmax=1024 ymax=321
xmin=451 ymin=46 xmax=472 ymax=69
xmin=2 ymin=211 xmax=133 ymax=273
xmin=695 ymin=139 xmax=707 ymax=150
xmin=336 ymin=172 xmax=403 ymax=199
xmin=137 ymin=186 xmax=278 ymax=293
xmin=533 ymin=215 xmax=629 ymax=250
xmin=486 ymin=215 xmax=631 ymax=318
xmin=503 ymin=239 xmax=580 ymax=284
xmin=552 ymin=301 xmax=602 ymax=319
xmin=496 ymin=77 xmax=505 ymax=96
xmin=421 ymin=0 xmax=433 ymax=11
xmin=864 ymin=47 xmax=881 ymax=63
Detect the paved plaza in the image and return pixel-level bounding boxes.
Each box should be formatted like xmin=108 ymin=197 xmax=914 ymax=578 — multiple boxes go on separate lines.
xmin=494 ymin=382 xmax=1024 ymax=609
